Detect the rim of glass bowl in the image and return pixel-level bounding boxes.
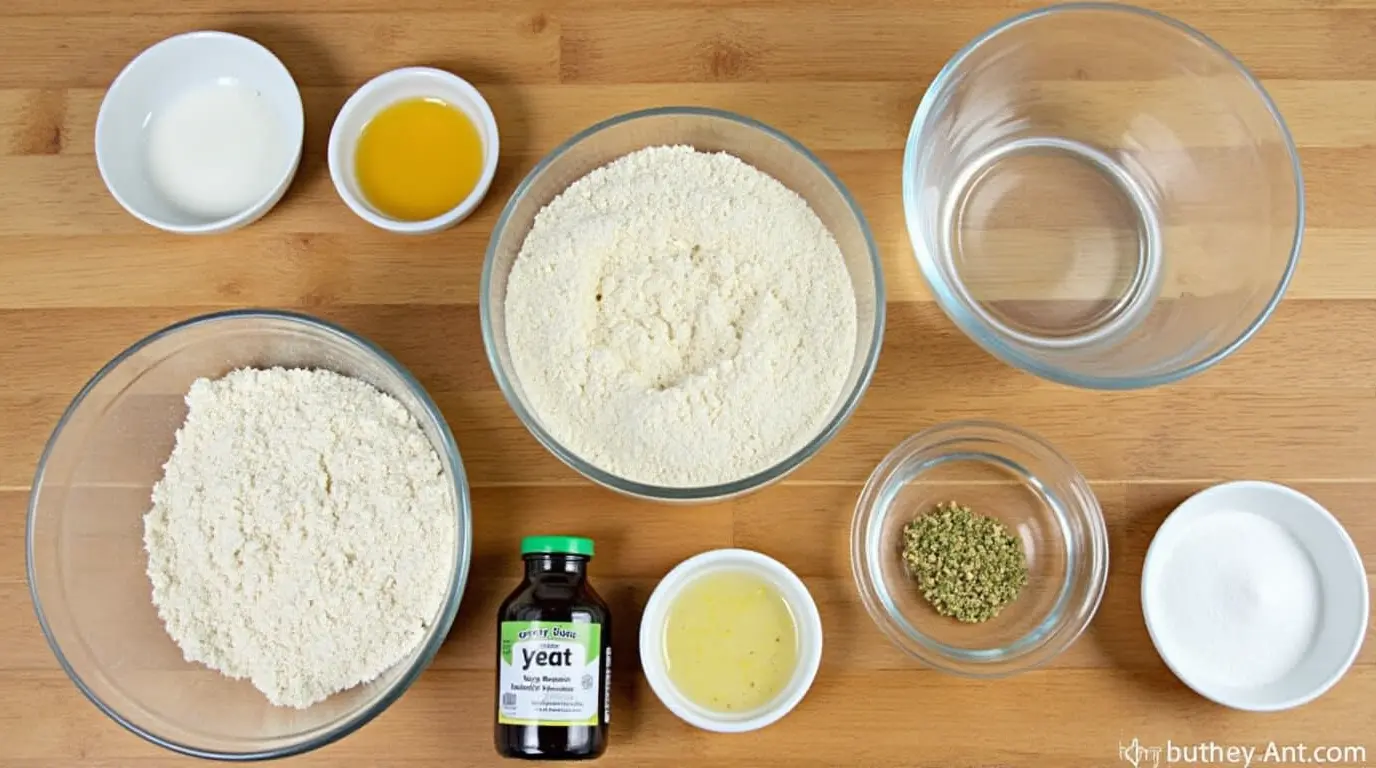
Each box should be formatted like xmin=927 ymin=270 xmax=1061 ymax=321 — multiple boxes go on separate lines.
xmin=25 ymin=308 xmax=474 ymax=761
xmin=480 ymin=106 xmax=886 ymax=502
xmin=850 ymin=420 xmax=1110 ymax=677
xmin=901 ymin=2 xmax=1304 ymax=391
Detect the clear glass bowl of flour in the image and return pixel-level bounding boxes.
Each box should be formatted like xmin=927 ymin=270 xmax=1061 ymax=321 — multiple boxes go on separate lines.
xmin=481 ymin=107 xmax=885 ymax=502
xmin=26 ymin=310 xmax=473 ymax=759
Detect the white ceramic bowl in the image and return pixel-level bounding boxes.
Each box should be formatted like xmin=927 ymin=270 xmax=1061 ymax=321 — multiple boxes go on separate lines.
xmin=95 ymin=31 xmax=304 ymax=235
xmin=1142 ymin=481 xmax=1368 ymax=711
xmin=328 ymin=67 xmax=499 ymax=235
xmin=639 ymin=549 xmax=823 ymax=732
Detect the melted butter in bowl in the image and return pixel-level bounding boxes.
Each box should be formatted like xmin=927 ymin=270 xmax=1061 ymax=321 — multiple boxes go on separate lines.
xmin=327 ymin=66 xmax=499 ymax=235
xmin=641 ymin=549 xmax=822 ymax=732
xmin=354 ymin=97 xmax=485 ymax=222
xmin=663 ymin=570 xmax=799 ymax=713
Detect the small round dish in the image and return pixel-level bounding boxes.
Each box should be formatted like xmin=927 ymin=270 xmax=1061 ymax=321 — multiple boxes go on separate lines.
xmin=95 ymin=31 xmax=304 ymax=235
xmin=640 ymin=549 xmax=823 ymax=733
xmin=328 ymin=67 xmax=499 ymax=235
xmin=1142 ymin=481 xmax=1368 ymax=712
xmin=851 ymin=421 xmax=1108 ymax=677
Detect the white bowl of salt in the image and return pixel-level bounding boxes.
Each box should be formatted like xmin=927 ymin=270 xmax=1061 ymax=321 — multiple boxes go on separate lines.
xmin=1142 ymin=481 xmax=1368 ymax=711
xmin=96 ymin=31 xmax=304 ymax=234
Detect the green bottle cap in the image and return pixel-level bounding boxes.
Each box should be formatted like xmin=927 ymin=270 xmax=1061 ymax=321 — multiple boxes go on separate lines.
xmin=520 ymin=535 xmax=595 ymax=557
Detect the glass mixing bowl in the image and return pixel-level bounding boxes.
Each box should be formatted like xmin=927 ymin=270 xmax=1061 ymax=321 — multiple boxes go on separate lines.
xmin=481 ymin=107 xmax=885 ymax=502
xmin=26 ymin=310 xmax=473 ymax=759
xmin=851 ymin=421 xmax=1108 ymax=676
xmin=904 ymin=3 xmax=1303 ymax=389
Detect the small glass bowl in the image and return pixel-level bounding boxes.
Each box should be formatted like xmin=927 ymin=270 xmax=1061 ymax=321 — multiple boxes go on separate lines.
xmin=850 ymin=421 xmax=1108 ymax=676
xmin=481 ymin=107 xmax=885 ymax=503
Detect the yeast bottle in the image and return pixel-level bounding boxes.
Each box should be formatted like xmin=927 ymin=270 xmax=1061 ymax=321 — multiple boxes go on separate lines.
xmin=495 ymin=536 xmax=611 ymax=760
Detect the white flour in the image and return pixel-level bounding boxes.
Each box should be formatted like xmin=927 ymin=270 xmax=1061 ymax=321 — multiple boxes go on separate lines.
xmin=143 ymin=367 xmax=455 ymax=709
xmin=1150 ymin=510 xmax=1320 ymax=689
xmin=505 ymin=145 xmax=857 ymax=487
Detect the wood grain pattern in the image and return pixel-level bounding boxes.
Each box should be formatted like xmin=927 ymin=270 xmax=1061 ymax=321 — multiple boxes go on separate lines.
xmin=1 ymin=0 xmax=1373 ymax=765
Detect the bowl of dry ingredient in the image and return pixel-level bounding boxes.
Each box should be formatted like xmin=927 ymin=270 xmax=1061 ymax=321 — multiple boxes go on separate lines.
xmin=26 ymin=310 xmax=472 ymax=759
xmin=850 ymin=421 xmax=1109 ymax=677
xmin=481 ymin=107 xmax=885 ymax=502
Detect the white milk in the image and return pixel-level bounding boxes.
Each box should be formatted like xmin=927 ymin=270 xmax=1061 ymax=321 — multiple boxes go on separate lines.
xmin=146 ymin=80 xmax=287 ymax=219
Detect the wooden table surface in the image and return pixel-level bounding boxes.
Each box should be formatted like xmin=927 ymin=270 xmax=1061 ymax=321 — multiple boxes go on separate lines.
xmin=3 ymin=0 xmax=1375 ymax=765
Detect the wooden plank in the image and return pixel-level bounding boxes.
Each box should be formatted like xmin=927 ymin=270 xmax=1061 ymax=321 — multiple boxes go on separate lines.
xmin=0 ymin=299 xmax=1372 ymax=402
xmin=4 ymin=81 xmax=1374 ymax=161
xmin=559 ymin=8 xmax=1376 ymax=83
xmin=0 ymin=493 xmax=30 ymax=583
xmin=0 ymin=224 xmax=1372 ymax=308
xmin=1 ymin=667 xmax=1372 ymax=764
xmin=0 ymin=12 xmax=560 ymax=90
xmin=6 ymin=301 xmax=1376 ymax=488
xmin=0 ymin=233 xmax=488 ymax=310
xmin=0 ymin=145 xmax=1360 ymax=239
xmin=8 ymin=0 xmax=1376 ymax=17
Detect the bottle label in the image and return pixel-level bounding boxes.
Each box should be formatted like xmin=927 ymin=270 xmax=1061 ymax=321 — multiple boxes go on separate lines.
xmin=498 ymin=621 xmax=603 ymax=726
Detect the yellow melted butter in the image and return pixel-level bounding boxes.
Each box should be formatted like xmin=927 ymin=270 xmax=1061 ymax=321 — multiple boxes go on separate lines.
xmin=662 ymin=570 xmax=799 ymax=714
xmin=354 ymin=97 xmax=483 ymax=222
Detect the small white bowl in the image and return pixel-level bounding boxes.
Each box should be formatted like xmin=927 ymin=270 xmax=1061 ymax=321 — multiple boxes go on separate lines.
xmin=328 ymin=67 xmax=499 ymax=235
xmin=1142 ymin=481 xmax=1368 ymax=711
xmin=95 ymin=31 xmax=304 ymax=235
xmin=639 ymin=549 xmax=823 ymax=733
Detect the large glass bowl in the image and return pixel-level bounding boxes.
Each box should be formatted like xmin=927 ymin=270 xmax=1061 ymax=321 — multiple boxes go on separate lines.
xmin=26 ymin=310 xmax=472 ymax=760
xmin=904 ymin=3 xmax=1303 ymax=389
xmin=481 ymin=107 xmax=885 ymax=502
xmin=851 ymin=421 xmax=1108 ymax=676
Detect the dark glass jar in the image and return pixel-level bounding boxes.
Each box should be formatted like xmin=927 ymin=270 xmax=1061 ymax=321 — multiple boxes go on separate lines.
xmin=495 ymin=536 xmax=611 ymax=761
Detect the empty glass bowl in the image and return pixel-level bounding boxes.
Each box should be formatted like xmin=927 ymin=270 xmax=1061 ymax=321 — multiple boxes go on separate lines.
xmin=904 ymin=3 xmax=1303 ymax=388
xmin=851 ymin=421 xmax=1108 ymax=676
xmin=26 ymin=310 xmax=472 ymax=759
xmin=481 ymin=107 xmax=885 ymax=502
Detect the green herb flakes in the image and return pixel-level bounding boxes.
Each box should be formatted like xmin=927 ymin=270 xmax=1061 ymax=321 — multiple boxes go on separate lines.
xmin=901 ymin=500 xmax=1029 ymax=623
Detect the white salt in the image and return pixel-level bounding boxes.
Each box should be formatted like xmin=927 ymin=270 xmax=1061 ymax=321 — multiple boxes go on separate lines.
xmin=1150 ymin=509 xmax=1320 ymax=690
xmin=146 ymin=80 xmax=288 ymax=219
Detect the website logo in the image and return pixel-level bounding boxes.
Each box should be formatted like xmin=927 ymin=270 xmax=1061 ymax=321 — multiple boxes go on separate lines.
xmin=1121 ymin=738 xmax=1163 ymax=768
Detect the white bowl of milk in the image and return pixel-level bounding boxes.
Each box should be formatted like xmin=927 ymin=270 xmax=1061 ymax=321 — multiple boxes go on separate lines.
xmin=1142 ymin=481 xmax=1368 ymax=711
xmin=96 ymin=31 xmax=304 ymax=235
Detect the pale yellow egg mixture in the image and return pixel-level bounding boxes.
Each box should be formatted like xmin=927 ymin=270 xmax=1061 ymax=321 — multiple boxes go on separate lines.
xmin=662 ymin=570 xmax=799 ymax=713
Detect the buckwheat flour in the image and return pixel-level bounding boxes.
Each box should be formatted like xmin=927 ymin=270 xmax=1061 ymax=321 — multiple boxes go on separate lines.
xmin=504 ymin=145 xmax=858 ymax=487
xmin=143 ymin=367 xmax=455 ymax=709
